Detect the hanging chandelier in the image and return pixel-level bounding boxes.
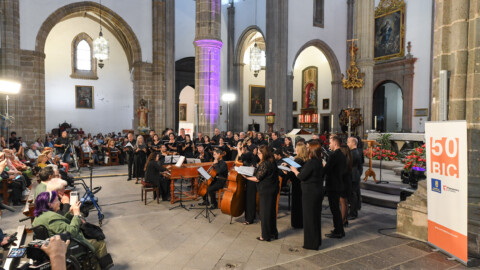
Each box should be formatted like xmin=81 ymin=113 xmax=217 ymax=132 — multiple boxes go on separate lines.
xmin=93 ymin=0 xmax=109 ymax=68
xmin=250 ymin=42 xmax=262 ymax=77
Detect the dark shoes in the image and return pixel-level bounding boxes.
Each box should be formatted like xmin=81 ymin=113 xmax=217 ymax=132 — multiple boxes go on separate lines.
xmin=256 ymin=237 xmax=270 ymax=242
xmin=209 ymin=204 xmax=218 ymax=209
xmin=198 ymin=201 xmax=210 ymax=206
xmin=347 ymin=214 xmax=357 ymax=220
xmin=127 ymin=178 xmax=132 ymax=181
xmin=325 ymin=232 xmax=345 ymax=238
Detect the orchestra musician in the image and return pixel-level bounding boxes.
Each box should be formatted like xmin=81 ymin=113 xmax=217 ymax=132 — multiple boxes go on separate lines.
xmin=236 ymin=141 xmax=256 ymax=225
xmin=194 ymin=144 xmax=212 ymax=162
xmin=289 ymin=140 xmax=323 ymax=250
xmin=198 ymin=149 xmax=228 ymax=209
xmin=144 ymin=152 xmax=170 ymax=201
xmin=243 ymin=145 xmax=279 ymax=242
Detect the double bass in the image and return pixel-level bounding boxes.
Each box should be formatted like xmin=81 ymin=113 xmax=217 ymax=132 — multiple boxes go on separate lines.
xmin=220 ymin=160 xmax=246 ymax=218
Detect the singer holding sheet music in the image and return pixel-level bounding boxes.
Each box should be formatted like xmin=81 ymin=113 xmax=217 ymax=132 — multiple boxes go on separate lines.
xmin=243 ymin=145 xmax=279 ymax=242
xmin=289 ymin=140 xmax=323 ymax=250
xmin=198 ymin=149 xmax=228 ymax=209
xmin=124 ymin=133 xmax=136 ymax=181
xmin=236 ymin=142 xmax=256 ymax=225
xmin=133 ymin=135 xmax=148 ymax=184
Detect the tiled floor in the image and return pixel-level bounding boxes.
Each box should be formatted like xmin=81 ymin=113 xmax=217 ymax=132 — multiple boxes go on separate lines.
xmin=1 ymin=165 xmax=476 ymax=269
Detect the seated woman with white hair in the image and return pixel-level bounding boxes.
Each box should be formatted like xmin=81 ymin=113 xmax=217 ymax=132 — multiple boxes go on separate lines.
xmin=46 ymin=178 xmax=71 ymax=216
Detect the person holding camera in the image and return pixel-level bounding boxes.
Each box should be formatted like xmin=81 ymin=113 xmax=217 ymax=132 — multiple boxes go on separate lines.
xmin=54 ymin=131 xmax=70 ymax=163
xmin=33 ymin=191 xmax=108 ymax=262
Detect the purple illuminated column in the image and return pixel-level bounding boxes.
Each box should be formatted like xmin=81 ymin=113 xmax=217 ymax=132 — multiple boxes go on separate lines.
xmin=194 ymin=0 xmax=222 ymax=136
xmin=194 ymin=40 xmax=223 ymax=132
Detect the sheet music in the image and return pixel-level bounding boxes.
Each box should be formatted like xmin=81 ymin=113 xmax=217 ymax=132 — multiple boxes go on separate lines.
xmin=164 ymin=155 xmax=181 ymax=164
xmin=234 ymin=166 xmax=255 ymax=177
xmin=277 ymin=165 xmax=291 ymax=172
xmin=175 ymin=156 xmax=186 ymax=167
xmin=282 ymin=158 xmax=302 ymax=168
xmin=197 ymin=167 xmax=212 ymax=180
xmin=186 ymin=158 xmax=201 ymax=164
xmin=125 ymin=142 xmax=134 ymax=148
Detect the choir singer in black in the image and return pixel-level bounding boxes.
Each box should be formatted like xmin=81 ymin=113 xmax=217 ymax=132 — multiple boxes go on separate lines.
xmin=243 ymin=145 xmax=279 ymax=241
xmin=289 ymin=140 xmax=323 ymax=250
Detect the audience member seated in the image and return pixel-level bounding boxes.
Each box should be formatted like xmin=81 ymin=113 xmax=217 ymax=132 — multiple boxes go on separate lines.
xmin=0 ymin=152 xmax=25 ymax=205
xmin=26 ymin=143 xmax=41 ymax=161
xmin=46 ymin=178 xmax=71 ymax=216
xmin=81 ymin=139 xmax=99 ymax=164
xmin=33 ymin=191 xmax=109 ymax=260
xmin=37 ymin=154 xmax=48 ymax=168
xmin=34 ymin=166 xmax=55 ymax=200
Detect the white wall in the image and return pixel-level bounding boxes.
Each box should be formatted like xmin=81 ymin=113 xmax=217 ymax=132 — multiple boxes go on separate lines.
xmin=288 ymin=0 xmax=347 ymax=74
xmin=45 ymin=17 xmax=133 ymax=134
xmin=374 ymin=0 xmax=433 ymax=132
xmin=175 ymin=0 xmax=196 ymax=61
xmin=179 ymin=86 xmax=195 ymax=124
xmin=19 ymin=0 xmax=152 ymax=62
xmin=231 ymin=0 xmax=267 ymax=47
xmin=293 ymin=46 xmax=332 ymax=129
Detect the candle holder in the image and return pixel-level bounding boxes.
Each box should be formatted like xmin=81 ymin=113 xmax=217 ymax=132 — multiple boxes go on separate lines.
xmin=266 ymin=112 xmax=275 ymax=133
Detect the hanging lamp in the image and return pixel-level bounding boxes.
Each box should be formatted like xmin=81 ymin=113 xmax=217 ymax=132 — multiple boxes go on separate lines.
xmin=93 ymin=0 xmax=109 ymax=68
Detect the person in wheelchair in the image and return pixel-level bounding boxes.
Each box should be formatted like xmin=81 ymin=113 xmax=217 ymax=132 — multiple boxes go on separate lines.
xmin=32 ymin=191 xmax=109 ymax=263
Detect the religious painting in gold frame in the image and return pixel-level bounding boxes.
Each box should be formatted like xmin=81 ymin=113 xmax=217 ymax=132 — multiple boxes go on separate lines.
xmin=249 ymin=85 xmax=265 ymax=116
xmin=301 ymin=66 xmax=318 ymax=110
xmin=374 ymin=0 xmax=406 ymax=61
xmin=179 ymin=104 xmax=187 ymax=121
xmin=75 ymin=85 xmax=94 ymax=109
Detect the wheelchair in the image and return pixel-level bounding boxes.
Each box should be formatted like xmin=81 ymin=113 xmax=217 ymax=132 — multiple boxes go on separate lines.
xmin=31 ymin=225 xmax=112 ymax=270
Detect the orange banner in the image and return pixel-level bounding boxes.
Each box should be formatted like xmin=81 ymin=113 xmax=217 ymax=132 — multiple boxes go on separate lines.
xmin=428 ymin=220 xmax=467 ymax=262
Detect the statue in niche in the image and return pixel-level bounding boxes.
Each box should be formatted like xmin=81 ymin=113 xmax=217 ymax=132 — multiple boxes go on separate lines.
xmin=137 ymin=99 xmax=150 ymax=128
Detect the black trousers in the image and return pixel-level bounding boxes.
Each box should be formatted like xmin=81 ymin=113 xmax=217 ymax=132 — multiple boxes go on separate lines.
xmin=147 ymin=177 xmax=170 ymax=200
xmin=244 ymin=180 xmax=257 ymax=223
xmin=259 ymin=191 xmax=278 ymax=240
xmin=302 ymin=183 xmax=322 ymax=250
xmin=327 ymin=190 xmax=344 ymax=234
xmin=349 ymin=181 xmax=360 ymax=217
xmin=126 ymin=151 xmax=134 ymax=178
xmin=203 ymin=179 xmax=225 ymax=206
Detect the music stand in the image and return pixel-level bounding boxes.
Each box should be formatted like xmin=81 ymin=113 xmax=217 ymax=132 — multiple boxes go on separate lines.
xmin=376 ymin=157 xmax=389 ymax=184
xmin=193 ymin=177 xmax=216 ymax=223
xmin=169 ymin=176 xmax=190 ymax=212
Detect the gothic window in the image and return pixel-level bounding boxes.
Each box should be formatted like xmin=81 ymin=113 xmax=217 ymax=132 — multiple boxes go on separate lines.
xmin=313 ymin=0 xmax=324 ymax=28
xmin=71 ymin=33 xmax=98 ymax=80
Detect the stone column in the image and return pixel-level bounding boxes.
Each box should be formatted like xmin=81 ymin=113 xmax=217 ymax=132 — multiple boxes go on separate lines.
xmin=194 ymin=0 xmax=223 ymax=136
xmin=266 ymin=0 xmax=289 ymax=131
xmin=226 ymin=2 xmax=236 ymax=131
xmin=232 ymin=62 xmax=244 ymax=132
xmin=431 ymin=0 xmax=480 ymax=258
xmin=353 ymin=0 xmax=375 ymax=135
xmin=165 ymin=0 xmax=175 ymax=130
xmin=345 ymin=0 xmax=355 ymax=108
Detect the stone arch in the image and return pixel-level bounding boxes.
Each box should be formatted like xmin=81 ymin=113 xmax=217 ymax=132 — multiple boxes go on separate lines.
xmin=231 ymin=26 xmax=266 ymax=132
xmin=175 ymin=57 xmax=195 ymax=131
xmin=35 ymin=1 xmax=142 ymax=69
xmin=291 ymin=39 xmax=344 ymax=132
xmin=373 ymin=80 xmax=404 ymax=132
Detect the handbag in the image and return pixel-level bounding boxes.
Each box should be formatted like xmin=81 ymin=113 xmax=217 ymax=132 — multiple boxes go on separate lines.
xmin=80 ymin=222 xmax=105 ymax=240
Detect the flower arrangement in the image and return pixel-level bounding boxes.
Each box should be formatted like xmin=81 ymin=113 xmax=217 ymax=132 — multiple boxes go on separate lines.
xmin=364 ymin=147 xmax=398 ymax=161
xmin=402 ymin=144 xmax=426 ymax=172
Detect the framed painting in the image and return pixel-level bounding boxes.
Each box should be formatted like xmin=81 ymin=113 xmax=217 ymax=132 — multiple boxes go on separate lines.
xmin=249 ymin=85 xmax=265 ymax=115
xmin=179 ymin=103 xmax=187 ymax=121
xmin=301 ymin=66 xmax=318 ymax=110
xmin=322 ymin=99 xmax=329 ymax=110
xmin=374 ymin=3 xmax=405 ymax=61
xmin=75 ymin=85 xmax=94 ymax=109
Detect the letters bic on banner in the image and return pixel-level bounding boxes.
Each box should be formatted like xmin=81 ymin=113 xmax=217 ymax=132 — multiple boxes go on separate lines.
xmin=430 ymin=137 xmax=459 ymax=178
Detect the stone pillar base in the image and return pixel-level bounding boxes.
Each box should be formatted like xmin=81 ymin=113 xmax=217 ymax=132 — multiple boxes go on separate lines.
xmin=396 ymin=180 xmax=428 ymax=242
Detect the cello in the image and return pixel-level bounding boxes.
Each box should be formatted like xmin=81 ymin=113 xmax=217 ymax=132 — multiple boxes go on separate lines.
xmin=197 ymin=165 xmax=217 ymax=197
xmin=220 ymin=159 xmax=246 ymax=218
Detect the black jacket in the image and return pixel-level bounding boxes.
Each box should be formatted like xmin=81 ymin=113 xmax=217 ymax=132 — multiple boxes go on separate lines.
xmin=255 ymin=160 xmax=279 ymax=194
xmin=321 ymin=149 xmax=346 ymax=192
xmin=351 ymin=148 xmax=363 ymax=183
xmin=297 ymin=158 xmax=324 ymax=186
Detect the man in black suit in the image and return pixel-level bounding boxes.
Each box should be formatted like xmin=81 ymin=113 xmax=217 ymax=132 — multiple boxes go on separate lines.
xmin=348 ymin=137 xmax=363 ymax=219
xmin=124 ymin=133 xmax=136 ymax=180
xmin=211 ymin=128 xmax=222 ymax=145
xmin=322 ymin=136 xmax=346 ymax=238
xmin=269 ymin=131 xmax=283 ymax=151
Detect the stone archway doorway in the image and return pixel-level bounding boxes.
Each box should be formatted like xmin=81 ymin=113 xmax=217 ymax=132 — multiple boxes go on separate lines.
xmin=175 ymin=57 xmax=195 ymax=131
xmin=373 ymin=81 xmax=403 ymax=133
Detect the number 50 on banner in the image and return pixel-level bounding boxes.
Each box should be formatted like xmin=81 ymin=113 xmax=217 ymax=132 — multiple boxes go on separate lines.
xmin=430 ymin=137 xmax=459 ymax=178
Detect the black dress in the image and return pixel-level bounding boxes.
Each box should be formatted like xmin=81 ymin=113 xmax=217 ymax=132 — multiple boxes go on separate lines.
xmin=239 ymin=152 xmax=256 ymax=223
xmin=255 ymin=160 xmax=279 ymax=241
xmin=133 ymin=144 xmax=147 ymax=179
xmin=297 ymin=158 xmax=324 ymax=250
xmin=183 ymin=141 xmax=195 ymax=158
xmin=289 ymin=158 xmax=306 ymax=229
